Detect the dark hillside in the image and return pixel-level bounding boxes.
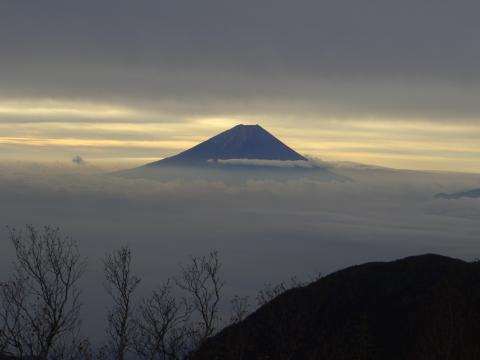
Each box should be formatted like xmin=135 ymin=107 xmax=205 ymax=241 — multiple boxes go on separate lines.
xmin=193 ymin=254 xmax=480 ymax=360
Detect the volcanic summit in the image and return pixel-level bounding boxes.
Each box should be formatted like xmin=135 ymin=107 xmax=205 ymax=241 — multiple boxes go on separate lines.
xmin=114 ymin=124 xmax=334 ymax=181
xmin=146 ymin=124 xmax=307 ymax=167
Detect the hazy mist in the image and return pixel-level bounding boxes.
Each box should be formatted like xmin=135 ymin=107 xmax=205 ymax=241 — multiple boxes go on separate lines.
xmin=1 ymin=162 xmax=479 ymax=339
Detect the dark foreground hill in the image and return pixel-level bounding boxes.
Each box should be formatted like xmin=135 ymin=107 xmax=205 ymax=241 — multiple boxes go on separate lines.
xmin=193 ymin=254 xmax=480 ymax=360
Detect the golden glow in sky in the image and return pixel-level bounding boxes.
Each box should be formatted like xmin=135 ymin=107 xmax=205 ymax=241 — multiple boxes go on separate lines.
xmin=0 ymin=100 xmax=137 ymax=119
xmin=1 ymin=99 xmax=479 ymax=173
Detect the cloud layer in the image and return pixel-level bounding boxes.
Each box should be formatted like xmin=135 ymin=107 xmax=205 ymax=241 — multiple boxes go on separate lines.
xmin=1 ymin=1 xmax=480 ymax=171
xmin=0 ymin=162 xmax=479 ymax=339
xmin=211 ymin=159 xmax=315 ymax=168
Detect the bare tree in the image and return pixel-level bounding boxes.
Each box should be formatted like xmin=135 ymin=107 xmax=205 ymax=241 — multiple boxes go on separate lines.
xmin=229 ymin=295 xmax=250 ymax=325
xmin=175 ymin=250 xmax=223 ymax=345
xmin=256 ymin=282 xmax=288 ymax=307
xmin=134 ymin=280 xmax=192 ymax=360
xmin=256 ymin=275 xmax=319 ymax=307
xmin=103 ymin=245 xmax=141 ymax=360
xmin=0 ymin=278 xmax=28 ymax=357
xmin=50 ymin=335 xmax=93 ymax=360
xmin=0 ymin=225 xmax=85 ymax=360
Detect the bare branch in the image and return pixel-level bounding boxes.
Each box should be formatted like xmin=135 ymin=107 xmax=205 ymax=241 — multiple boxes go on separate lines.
xmin=256 ymin=275 xmax=316 ymax=307
xmin=0 ymin=225 xmax=86 ymax=360
xmin=134 ymin=280 xmax=192 ymax=360
xmin=103 ymin=245 xmax=141 ymax=360
xmin=175 ymin=250 xmax=224 ymax=345
xmin=229 ymin=295 xmax=250 ymax=325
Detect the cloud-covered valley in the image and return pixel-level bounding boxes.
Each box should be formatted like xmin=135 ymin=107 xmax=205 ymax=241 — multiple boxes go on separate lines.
xmin=0 ymin=162 xmax=479 ymax=339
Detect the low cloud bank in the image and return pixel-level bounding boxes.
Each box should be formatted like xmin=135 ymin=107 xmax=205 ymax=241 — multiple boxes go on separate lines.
xmin=0 ymin=161 xmax=479 ymax=340
xmin=209 ymin=159 xmax=316 ymax=168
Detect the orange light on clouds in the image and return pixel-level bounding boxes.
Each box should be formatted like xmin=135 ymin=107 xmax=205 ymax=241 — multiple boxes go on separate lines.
xmin=0 ymin=98 xmax=479 ymax=173
xmin=0 ymin=100 xmax=138 ymax=119
xmin=0 ymin=136 xmax=197 ymax=150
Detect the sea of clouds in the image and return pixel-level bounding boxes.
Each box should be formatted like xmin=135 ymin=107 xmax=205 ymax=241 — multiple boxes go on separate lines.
xmin=0 ymin=161 xmax=479 ymax=340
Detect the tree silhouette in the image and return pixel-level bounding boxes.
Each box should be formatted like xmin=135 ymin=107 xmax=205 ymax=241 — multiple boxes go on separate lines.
xmin=134 ymin=280 xmax=192 ymax=360
xmin=0 ymin=225 xmax=85 ymax=359
xmin=103 ymin=245 xmax=141 ymax=360
xmin=175 ymin=250 xmax=223 ymax=346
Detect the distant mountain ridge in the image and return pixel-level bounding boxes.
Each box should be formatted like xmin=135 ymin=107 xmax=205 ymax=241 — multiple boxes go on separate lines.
xmin=435 ymin=188 xmax=480 ymax=199
xmin=146 ymin=124 xmax=307 ymax=167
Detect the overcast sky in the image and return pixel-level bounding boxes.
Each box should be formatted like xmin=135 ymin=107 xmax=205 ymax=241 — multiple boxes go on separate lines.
xmin=1 ymin=0 xmax=480 ymax=172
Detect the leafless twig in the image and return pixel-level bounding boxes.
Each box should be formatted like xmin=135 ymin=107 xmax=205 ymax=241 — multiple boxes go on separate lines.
xmin=175 ymin=250 xmax=223 ymax=346
xmin=103 ymin=245 xmax=141 ymax=360
xmin=0 ymin=225 xmax=85 ymax=360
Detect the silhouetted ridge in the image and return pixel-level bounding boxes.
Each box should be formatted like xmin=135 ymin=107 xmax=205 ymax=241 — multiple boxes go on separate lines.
xmin=435 ymin=188 xmax=480 ymax=199
xmin=193 ymin=254 xmax=480 ymax=360
xmin=147 ymin=124 xmax=306 ymax=166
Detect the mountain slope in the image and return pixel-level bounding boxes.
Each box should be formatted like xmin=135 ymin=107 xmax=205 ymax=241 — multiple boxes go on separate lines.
xmin=435 ymin=188 xmax=480 ymax=199
xmin=146 ymin=124 xmax=306 ymax=167
xmin=193 ymin=254 xmax=480 ymax=360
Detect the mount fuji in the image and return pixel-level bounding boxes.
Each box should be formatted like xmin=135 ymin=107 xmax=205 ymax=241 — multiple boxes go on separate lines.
xmin=115 ymin=124 xmax=341 ymax=181
xmin=147 ymin=124 xmax=307 ymax=166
